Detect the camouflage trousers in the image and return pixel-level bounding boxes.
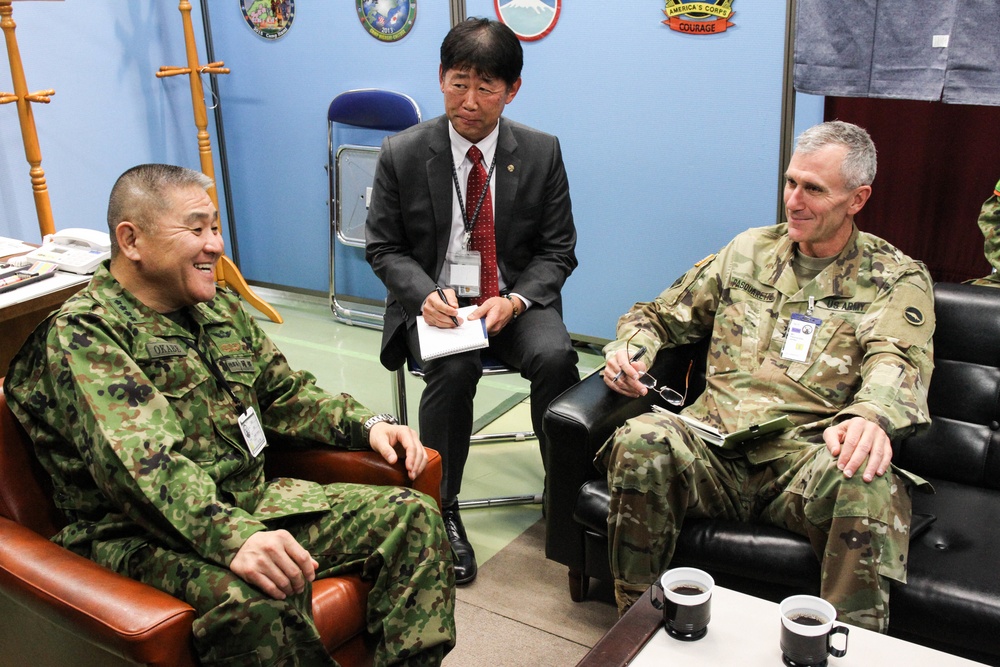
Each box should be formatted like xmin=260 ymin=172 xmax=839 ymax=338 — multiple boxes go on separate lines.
xmin=115 ymin=484 xmax=456 ymax=667
xmin=599 ymin=411 xmax=913 ymax=632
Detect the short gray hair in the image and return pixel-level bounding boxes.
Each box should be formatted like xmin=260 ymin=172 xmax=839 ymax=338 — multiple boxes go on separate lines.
xmin=795 ymin=121 xmax=877 ymax=190
xmin=107 ymin=164 xmax=213 ymax=256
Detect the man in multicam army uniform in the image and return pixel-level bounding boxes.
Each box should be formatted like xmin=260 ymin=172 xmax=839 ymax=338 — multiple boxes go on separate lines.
xmin=966 ymin=178 xmax=1000 ymax=287
xmin=600 ymin=121 xmax=935 ymax=633
xmin=3 ymin=164 xmax=455 ymax=667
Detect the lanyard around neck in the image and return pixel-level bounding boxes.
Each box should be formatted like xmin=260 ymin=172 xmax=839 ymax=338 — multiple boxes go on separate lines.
xmin=450 ymin=152 xmax=497 ymax=237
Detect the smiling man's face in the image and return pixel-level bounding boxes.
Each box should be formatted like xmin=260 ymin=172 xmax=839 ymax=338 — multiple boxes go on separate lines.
xmin=129 ymin=184 xmax=224 ymax=313
xmin=784 ymin=143 xmax=871 ymax=258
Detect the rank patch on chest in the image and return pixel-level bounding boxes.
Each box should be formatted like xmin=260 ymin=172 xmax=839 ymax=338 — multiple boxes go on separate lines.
xmin=146 ymin=341 xmax=186 ymax=358
xmin=221 ymin=356 xmax=255 ymax=373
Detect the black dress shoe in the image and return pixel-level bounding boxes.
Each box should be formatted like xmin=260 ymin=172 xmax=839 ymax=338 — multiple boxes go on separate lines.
xmin=442 ymin=502 xmax=477 ymax=585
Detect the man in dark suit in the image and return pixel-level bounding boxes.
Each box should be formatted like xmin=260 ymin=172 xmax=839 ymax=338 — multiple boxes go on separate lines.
xmin=366 ymin=18 xmax=580 ymax=584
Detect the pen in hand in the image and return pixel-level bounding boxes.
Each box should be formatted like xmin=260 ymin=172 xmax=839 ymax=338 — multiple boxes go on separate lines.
xmin=610 ymin=345 xmax=647 ymax=383
xmin=435 ymin=286 xmax=460 ymax=326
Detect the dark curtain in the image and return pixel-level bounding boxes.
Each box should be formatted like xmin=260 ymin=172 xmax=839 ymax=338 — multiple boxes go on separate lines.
xmin=825 ymin=97 xmax=1000 ymax=283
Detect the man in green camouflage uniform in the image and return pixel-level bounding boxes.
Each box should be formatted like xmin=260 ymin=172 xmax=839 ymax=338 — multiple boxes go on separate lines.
xmin=601 ymin=122 xmax=934 ymax=633
xmin=967 ymin=178 xmax=1000 ymax=287
xmin=3 ymin=164 xmax=455 ymax=666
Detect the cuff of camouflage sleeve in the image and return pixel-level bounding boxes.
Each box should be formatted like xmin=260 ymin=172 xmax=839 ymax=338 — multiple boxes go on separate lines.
xmin=834 ymin=407 xmax=900 ymax=442
xmin=351 ymin=413 xmax=374 ymax=450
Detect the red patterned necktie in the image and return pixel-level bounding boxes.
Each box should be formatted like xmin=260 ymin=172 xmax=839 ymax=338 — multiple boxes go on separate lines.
xmin=466 ymin=145 xmax=498 ymax=305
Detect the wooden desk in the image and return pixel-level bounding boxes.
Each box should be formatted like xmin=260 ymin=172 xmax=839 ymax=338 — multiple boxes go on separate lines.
xmin=0 ymin=272 xmax=87 ymax=375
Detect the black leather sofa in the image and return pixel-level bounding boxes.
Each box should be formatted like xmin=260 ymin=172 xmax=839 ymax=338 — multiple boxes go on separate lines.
xmin=544 ymin=282 xmax=1000 ymax=665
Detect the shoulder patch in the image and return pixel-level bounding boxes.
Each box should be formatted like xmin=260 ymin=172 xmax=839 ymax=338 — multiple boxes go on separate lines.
xmin=903 ymin=306 xmax=925 ymax=326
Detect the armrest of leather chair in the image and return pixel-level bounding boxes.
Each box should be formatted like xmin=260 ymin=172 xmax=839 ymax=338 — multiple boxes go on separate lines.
xmin=542 ymin=368 xmax=661 ymax=569
xmin=543 ymin=342 xmax=707 ymax=569
xmin=265 ymin=445 xmax=443 ymax=510
xmin=0 ymin=516 xmax=197 ymax=666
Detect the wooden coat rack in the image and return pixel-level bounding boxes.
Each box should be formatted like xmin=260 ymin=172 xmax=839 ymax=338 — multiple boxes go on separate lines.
xmin=158 ymin=0 xmax=282 ymax=323
xmin=0 ymin=0 xmax=55 ymax=240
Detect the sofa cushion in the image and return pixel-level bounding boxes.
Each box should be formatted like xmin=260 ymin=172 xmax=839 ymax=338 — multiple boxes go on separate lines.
xmin=893 ymin=478 xmax=1000 ymax=660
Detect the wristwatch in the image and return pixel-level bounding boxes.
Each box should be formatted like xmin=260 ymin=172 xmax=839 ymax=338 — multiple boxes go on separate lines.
xmin=363 ymin=413 xmax=398 ymax=442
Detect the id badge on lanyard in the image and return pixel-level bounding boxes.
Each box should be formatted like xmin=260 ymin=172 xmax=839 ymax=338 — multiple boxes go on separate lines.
xmin=448 ymin=247 xmax=481 ymax=298
xmin=781 ymin=312 xmax=822 ymax=362
xmin=189 ymin=340 xmax=269 ymax=457
xmin=238 ymin=406 xmax=268 ymax=457
xmin=446 ymin=151 xmax=495 ymax=299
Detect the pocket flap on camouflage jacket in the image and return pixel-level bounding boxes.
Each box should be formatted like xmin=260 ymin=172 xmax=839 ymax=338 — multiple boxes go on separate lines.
xmin=253 ymin=477 xmax=331 ymax=521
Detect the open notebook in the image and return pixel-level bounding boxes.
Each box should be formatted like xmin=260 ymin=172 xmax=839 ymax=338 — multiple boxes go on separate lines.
xmin=416 ymin=305 xmax=489 ymax=361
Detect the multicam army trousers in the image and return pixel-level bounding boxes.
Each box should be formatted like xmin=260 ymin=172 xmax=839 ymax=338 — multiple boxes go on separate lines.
xmin=600 ymin=410 xmax=913 ymax=633
xmin=117 ymin=484 xmax=455 ymax=667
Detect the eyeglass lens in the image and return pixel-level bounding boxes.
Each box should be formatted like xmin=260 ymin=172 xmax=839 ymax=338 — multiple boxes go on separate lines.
xmin=658 ymin=387 xmax=685 ymax=406
xmin=638 ymin=373 xmax=685 ymax=407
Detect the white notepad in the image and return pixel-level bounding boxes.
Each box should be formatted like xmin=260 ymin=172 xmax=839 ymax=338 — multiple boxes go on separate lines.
xmin=416 ymin=305 xmax=489 ymax=361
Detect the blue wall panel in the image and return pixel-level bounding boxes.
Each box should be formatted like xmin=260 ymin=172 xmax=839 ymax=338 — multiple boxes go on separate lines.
xmin=0 ymin=3 xmax=212 ymax=245
xmin=463 ymin=2 xmax=790 ymax=338
xmin=208 ymin=3 xmax=450 ymax=299
xmin=0 ymin=2 xmax=794 ymax=341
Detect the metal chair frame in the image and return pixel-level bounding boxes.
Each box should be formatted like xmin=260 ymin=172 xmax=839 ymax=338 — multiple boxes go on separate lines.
xmin=392 ymin=357 xmax=542 ymax=510
xmin=327 ymin=88 xmax=420 ymax=330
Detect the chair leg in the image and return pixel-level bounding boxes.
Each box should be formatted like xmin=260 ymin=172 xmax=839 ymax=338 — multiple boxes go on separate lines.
xmin=392 ymin=366 xmax=408 ymax=425
xmin=458 ymin=493 xmax=543 ymax=509
xmin=469 ymin=429 xmax=535 ymax=444
xmin=569 ymin=568 xmax=589 ymax=602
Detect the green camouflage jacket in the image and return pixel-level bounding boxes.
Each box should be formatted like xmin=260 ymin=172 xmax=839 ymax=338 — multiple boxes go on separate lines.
xmin=967 ymin=179 xmax=1000 ymax=287
xmin=4 ymin=263 xmax=376 ymax=570
xmin=606 ymin=224 xmax=935 ymax=465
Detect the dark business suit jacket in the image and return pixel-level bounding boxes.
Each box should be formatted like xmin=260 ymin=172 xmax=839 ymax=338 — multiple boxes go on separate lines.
xmin=366 ymin=115 xmax=578 ymax=371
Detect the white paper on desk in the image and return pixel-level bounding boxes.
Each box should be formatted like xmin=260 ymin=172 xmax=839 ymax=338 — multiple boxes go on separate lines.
xmin=416 ymin=305 xmax=488 ymax=361
xmin=0 ymin=237 xmax=35 ymax=257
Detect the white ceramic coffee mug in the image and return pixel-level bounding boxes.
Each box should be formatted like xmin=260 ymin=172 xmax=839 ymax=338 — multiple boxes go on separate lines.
xmin=779 ymin=595 xmax=849 ymax=666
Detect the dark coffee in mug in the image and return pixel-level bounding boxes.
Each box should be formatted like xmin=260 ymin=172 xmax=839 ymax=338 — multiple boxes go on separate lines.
xmin=788 ymin=613 xmax=827 ymax=626
xmin=651 ymin=568 xmax=714 ymax=641
xmin=779 ymin=596 xmax=848 ymax=666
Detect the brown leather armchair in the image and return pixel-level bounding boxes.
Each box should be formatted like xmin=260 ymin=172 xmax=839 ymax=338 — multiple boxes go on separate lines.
xmin=0 ymin=381 xmax=442 ymax=667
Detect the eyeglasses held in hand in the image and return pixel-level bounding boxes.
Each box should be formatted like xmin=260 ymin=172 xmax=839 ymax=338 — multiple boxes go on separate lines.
xmin=623 ymin=332 xmax=693 ymax=406
xmin=637 ymin=360 xmax=693 ymax=407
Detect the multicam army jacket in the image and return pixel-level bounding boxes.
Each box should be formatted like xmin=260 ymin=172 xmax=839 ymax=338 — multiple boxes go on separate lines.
xmin=967 ymin=179 xmax=1000 ymax=287
xmin=4 ymin=263 xmax=377 ymax=570
xmin=606 ymin=224 xmax=935 ymax=466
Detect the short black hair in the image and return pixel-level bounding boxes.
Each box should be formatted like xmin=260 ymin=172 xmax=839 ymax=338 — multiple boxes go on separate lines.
xmin=440 ymin=17 xmax=523 ymax=87
xmin=106 ymin=164 xmax=213 ymax=257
